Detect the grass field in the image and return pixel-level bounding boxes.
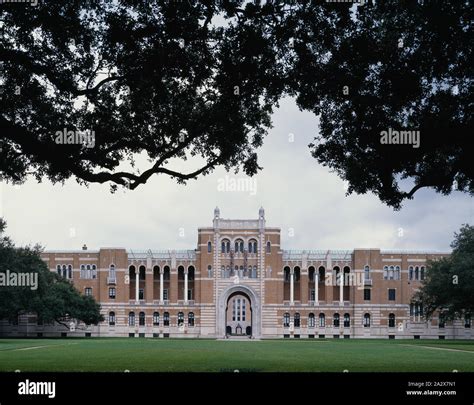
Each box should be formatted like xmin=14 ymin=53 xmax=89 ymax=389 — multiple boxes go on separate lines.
xmin=0 ymin=338 xmax=473 ymax=372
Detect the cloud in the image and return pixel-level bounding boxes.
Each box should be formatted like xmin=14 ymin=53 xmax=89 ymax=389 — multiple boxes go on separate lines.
xmin=1 ymin=98 xmax=472 ymax=252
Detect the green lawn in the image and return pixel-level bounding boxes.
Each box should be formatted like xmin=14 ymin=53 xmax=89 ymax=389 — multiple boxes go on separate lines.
xmin=0 ymin=338 xmax=473 ymax=372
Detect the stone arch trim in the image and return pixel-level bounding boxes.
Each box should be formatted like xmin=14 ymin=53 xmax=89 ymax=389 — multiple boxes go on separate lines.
xmin=217 ymin=284 xmax=261 ymax=339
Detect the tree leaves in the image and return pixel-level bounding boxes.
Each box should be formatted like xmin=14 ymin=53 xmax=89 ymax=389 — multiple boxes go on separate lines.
xmin=416 ymin=224 xmax=474 ymax=321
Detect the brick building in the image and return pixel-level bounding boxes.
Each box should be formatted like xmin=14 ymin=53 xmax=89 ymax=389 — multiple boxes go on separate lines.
xmin=1 ymin=207 xmax=472 ymax=339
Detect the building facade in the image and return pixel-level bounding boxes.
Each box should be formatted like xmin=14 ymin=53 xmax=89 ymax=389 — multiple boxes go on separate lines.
xmin=1 ymin=208 xmax=472 ymax=339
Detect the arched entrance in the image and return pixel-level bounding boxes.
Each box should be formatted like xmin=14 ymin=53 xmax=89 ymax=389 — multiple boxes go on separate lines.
xmin=225 ymin=291 xmax=252 ymax=336
xmin=217 ymin=285 xmax=261 ymax=339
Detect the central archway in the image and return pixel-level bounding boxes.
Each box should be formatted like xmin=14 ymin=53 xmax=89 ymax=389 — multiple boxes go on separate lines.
xmin=217 ymin=284 xmax=261 ymax=339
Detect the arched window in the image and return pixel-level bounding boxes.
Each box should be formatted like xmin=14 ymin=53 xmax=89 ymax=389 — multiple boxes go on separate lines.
xmin=363 ymin=313 xmax=371 ymax=327
xmin=308 ymin=313 xmax=315 ymax=328
xmin=153 ymin=312 xmax=159 ymax=326
xmin=177 ymin=312 xmax=184 ymax=326
xmin=128 ymin=312 xmax=135 ymax=327
xmin=207 ymin=265 xmax=213 ymax=278
xmin=414 ymin=266 xmax=419 ymax=280
xmin=364 ymin=265 xmax=370 ymax=280
xmin=109 ymin=311 xmax=116 ymax=326
xmin=294 ymin=313 xmax=301 ymax=328
xmin=266 ymin=241 xmax=271 ymax=253
xmin=465 ymin=314 xmax=471 ymax=328
xmin=388 ymin=313 xmax=395 ymax=328
xmin=318 ymin=266 xmax=325 ymax=282
xmin=62 ymin=265 xmax=67 ymax=278
xmin=56 ymin=265 xmax=61 ymax=275
xmin=248 ymin=239 xmax=257 ymax=254
xmin=188 ymin=312 xmax=195 ymax=327
xmin=410 ymin=303 xmax=414 ymax=316
xmin=343 ymin=313 xmax=350 ymax=328
xmin=395 ymin=266 xmax=401 ymax=280
xmin=389 ymin=266 xmax=394 ymax=280
xmin=420 ymin=266 xmax=425 ymax=281
xmin=221 ymin=239 xmax=230 ymax=253
xmin=409 ymin=266 xmax=414 ymax=280
xmin=383 ymin=266 xmax=388 ymax=280
xmin=319 ymin=313 xmax=325 ymax=327
xmin=109 ymin=264 xmax=116 ymax=281
xmin=207 ymin=241 xmax=212 ymax=253
xmin=333 ymin=313 xmax=340 ymax=327
xmin=294 ymin=266 xmax=300 ymax=282
xmin=235 ymin=239 xmax=244 ymax=253
xmin=92 ymin=264 xmax=97 ymax=279
xmin=139 ymin=265 xmax=146 ymax=281
xmin=284 ymin=266 xmax=291 ymax=282
xmin=283 ymin=313 xmax=290 ymax=327
xmin=68 ymin=264 xmax=73 ymax=279
xmin=139 ymin=311 xmax=145 ymax=326
xmin=163 ymin=312 xmax=170 ymax=327
xmin=86 ymin=264 xmax=91 ymax=279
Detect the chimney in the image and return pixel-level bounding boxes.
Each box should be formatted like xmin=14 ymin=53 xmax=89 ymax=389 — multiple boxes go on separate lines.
xmin=82 ymin=244 xmax=87 ymax=251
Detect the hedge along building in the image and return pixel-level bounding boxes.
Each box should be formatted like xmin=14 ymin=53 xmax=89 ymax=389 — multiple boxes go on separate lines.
xmin=1 ymin=208 xmax=472 ymax=339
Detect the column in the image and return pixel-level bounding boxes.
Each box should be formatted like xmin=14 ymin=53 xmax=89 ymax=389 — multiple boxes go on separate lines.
xmin=160 ymin=268 xmax=164 ymax=303
xmin=315 ymin=274 xmax=319 ymax=304
xmin=184 ymin=268 xmax=189 ymax=304
xmin=339 ymin=270 xmax=344 ymax=305
xmin=135 ymin=271 xmax=139 ymax=303
xmin=290 ymin=269 xmax=294 ymax=304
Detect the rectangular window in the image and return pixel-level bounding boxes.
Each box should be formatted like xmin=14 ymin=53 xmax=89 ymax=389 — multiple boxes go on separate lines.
xmin=310 ymin=289 xmax=315 ymax=300
xmin=388 ymin=289 xmax=396 ymax=301
xmin=363 ymin=288 xmax=371 ymax=301
xmin=109 ymin=288 xmax=116 ymax=299
xmin=138 ymin=289 xmax=144 ymax=300
xmin=85 ymin=288 xmax=92 ymax=296
xmin=163 ymin=289 xmax=168 ymax=300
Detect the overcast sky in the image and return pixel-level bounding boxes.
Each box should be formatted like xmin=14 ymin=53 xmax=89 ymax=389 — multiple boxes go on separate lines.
xmin=1 ymin=97 xmax=472 ymax=252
